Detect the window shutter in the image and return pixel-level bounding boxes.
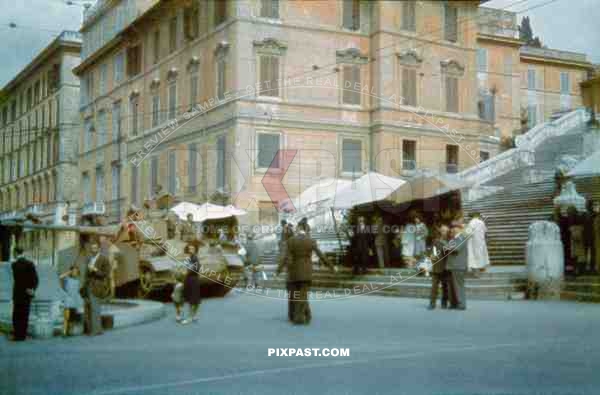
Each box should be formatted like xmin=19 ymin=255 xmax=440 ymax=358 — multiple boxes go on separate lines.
xmin=343 ymin=0 xmax=354 ymax=29
xmin=402 ymin=2 xmax=416 ymax=31
xmin=446 ymin=76 xmax=458 ymax=113
xmin=444 ymin=5 xmax=458 ymax=42
xmin=402 ymin=68 xmax=417 ymax=107
xmin=188 ymin=143 xmax=197 ymax=193
xmin=131 ymin=164 xmax=138 ymax=205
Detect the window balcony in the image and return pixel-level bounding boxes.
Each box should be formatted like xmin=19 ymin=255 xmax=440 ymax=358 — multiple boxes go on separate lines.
xmin=402 ymin=159 xmax=416 ymax=171
xmin=446 ymin=164 xmax=459 ymax=174
xmin=81 ymin=201 xmax=106 ymax=216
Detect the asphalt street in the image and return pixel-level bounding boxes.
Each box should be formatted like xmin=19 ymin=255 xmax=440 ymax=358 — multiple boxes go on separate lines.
xmin=2 ymin=292 xmax=599 ymax=395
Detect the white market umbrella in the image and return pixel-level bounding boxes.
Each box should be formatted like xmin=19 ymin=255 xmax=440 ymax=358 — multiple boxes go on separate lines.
xmin=332 ymin=172 xmax=406 ymax=209
xmin=567 ymin=150 xmax=600 ymax=177
xmin=171 ymin=202 xmax=247 ymax=222
xmin=291 ymin=178 xmax=353 ymax=215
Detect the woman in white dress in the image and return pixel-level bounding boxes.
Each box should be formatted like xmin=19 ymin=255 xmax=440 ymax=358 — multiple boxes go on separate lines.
xmin=466 ymin=212 xmax=490 ymax=272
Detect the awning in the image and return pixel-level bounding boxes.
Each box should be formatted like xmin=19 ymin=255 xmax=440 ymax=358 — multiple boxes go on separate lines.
xmin=332 ymin=172 xmax=406 ymax=209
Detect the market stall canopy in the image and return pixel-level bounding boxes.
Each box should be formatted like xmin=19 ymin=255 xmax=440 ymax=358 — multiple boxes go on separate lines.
xmin=288 ymin=178 xmax=353 ymax=216
xmin=387 ymin=170 xmax=466 ymax=205
xmin=567 ymin=150 xmax=600 ymax=177
xmin=170 ymin=202 xmax=247 ymax=222
xmin=332 ymin=172 xmax=406 ymax=209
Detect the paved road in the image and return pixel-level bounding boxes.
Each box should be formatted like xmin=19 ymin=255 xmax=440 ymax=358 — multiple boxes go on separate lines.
xmin=2 ymin=293 xmax=599 ymax=395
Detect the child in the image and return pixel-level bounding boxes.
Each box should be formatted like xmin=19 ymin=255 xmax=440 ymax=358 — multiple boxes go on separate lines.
xmin=59 ymin=265 xmax=83 ymax=336
xmin=171 ymin=272 xmax=185 ymax=323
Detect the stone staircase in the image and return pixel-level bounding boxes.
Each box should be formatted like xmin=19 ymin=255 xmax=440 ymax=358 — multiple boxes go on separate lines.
xmin=253 ymin=265 xmax=527 ymax=301
xmin=462 ymin=120 xmax=593 ymax=266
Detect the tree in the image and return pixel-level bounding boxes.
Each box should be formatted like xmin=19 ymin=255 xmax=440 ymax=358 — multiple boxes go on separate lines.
xmin=519 ymin=16 xmax=543 ymax=48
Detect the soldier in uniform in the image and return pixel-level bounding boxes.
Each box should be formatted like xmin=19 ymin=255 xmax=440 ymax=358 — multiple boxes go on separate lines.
xmin=276 ymin=222 xmax=336 ymax=325
xmin=80 ymin=240 xmax=111 ymax=335
xmin=446 ymin=226 xmax=469 ymax=310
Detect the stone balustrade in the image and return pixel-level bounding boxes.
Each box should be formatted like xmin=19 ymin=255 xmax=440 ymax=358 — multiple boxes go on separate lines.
xmin=456 ymin=109 xmax=589 ymax=189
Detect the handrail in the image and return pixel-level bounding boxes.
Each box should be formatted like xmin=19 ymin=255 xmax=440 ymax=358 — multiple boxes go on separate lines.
xmin=456 ymin=109 xmax=588 ymax=187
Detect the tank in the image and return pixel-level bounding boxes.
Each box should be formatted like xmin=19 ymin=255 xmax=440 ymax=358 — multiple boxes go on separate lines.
xmin=106 ymin=211 xmax=244 ymax=298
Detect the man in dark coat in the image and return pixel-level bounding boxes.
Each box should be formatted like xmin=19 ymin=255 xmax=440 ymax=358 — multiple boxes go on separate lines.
xmin=80 ymin=241 xmax=111 ymax=335
xmin=446 ymin=226 xmax=470 ymax=310
xmin=11 ymin=247 xmax=39 ymax=341
xmin=352 ymin=216 xmax=373 ymax=275
xmin=276 ymin=222 xmax=335 ymax=324
xmin=429 ymin=224 xmax=450 ymax=310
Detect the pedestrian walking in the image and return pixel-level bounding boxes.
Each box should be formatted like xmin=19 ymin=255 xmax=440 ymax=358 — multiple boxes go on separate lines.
xmin=182 ymin=244 xmax=202 ymax=324
xmin=276 ymin=222 xmax=336 ymax=325
xmin=59 ymin=264 xmax=84 ymax=336
xmin=80 ymin=241 xmax=111 ymax=336
xmin=11 ymin=247 xmax=38 ymax=341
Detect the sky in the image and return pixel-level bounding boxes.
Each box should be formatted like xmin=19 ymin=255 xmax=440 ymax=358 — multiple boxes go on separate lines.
xmin=0 ymin=0 xmax=599 ymax=87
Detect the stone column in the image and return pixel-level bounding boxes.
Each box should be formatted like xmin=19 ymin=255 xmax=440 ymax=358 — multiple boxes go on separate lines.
xmin=526 ymin=221 xmax=564 ymax=300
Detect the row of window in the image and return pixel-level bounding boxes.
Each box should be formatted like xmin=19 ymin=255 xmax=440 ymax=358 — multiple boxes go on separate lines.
xmin=0 ymin=177 xmax=56 ymax=211
xmin=0 ymin=134 xmax=60 ymax=185
xmin=1 ymin=98 xmax=59 ymax=157
xmin=0 ymin=64 xmax=60 ymax=127
xmin=526 ymin=69 xmax=572 ymax=94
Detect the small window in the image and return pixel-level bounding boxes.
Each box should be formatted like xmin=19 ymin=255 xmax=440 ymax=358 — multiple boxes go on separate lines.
xmin=446 ymin=145 xmax=459 ymax=173
xmin=184 ymin=5 xmax=200 ymax=40
xmin=112 ymin=101 xmax=122 ymax=141
xmin=151 ymin=156 xmax=159 ymax=195
xmin=99 ymin=63 xmax=108 ymax=95
xmin=444 ymin=4 xmax=458 ymax=42
xmin=217 ymin=136 xmax=226 ymax=190
xmin=130 ymin=164 xmax=139 ymax=206
xmin=342 ymin=139 xmax=362 ymax=174
xmin=402 ymin=1 xmax=416 ymax=32
xmin=153 ymin=29 xmax=161 ymax=64
xmin=527 ymin=69 xmax=536 ymax=90
xmin=402 ymin=68 xmax=417 ymax=107
xmin=168 ymin=82 xmax=177 ymax=120
xmin=445 ymin=76 xmax=458 ymax=113
xmin=168 ymin=150 xmax=177 ymax=195
xmin=259 ymin=55 xmax=280 ymax=97
xmin=95 ymin=167 xmax=104 ymax=202
xmin=97 ymin=110 xmax=106 ymax=147
xmin=217 ymin=58 xmax=226 ymax=100
xmin=152 ymin=94 xmax=160 ymax=127
xmin=342 ymin=65 xmax=361 ymax=105
xmin=477 ymin=48 xmax=487 ymax=72
xmin=257 ymin=133 xmax=280 ymax=169
xmin=188 ymin=143 xmax=198 ymax=193
xmin=126 ymin=45 xmax=141 ymax=77
xmin=130 ymin=97 xmax=139 ymax=136
xmin=560 ymin=72 xmax=570 ymax=94
xmin=260 ymin=0 xmax=279 ymax=19
xmin=82 ymin=172 xmax=91 ymax=203
xmin=215 ymin=0 xmax=228 ymax=27
xmin=343 ymin=0 xmax=360 ymax=31
xmin=111 ymin=164 xmax=120 ymax=201
xmin=402 ymin=140 xmax=416 ymax=170
xmin=190 ymin=72 xmax=199 ymax=109
xmin=114 ymin=52 xmax=125 ymax=84
xmin=527 ymin=104 xmax=537 ymax=128
xmin=169 ymin=17 xmax=178 ymax=53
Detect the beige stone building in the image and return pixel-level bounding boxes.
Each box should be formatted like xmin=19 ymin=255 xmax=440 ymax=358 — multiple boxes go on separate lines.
xmin=519 ymin=46 xmax=591 ymax=129
xmin=0 ymin=31 xmax=82 ymax=262
xmin=73 ymin=0 xmax=503 ymax=225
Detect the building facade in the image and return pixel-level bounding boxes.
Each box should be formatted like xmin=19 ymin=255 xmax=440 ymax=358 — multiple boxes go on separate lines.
xmin=74 ymin=0 xmax=503 ymax=225
xmin=0 ymin=31 xmax=82 ymax=263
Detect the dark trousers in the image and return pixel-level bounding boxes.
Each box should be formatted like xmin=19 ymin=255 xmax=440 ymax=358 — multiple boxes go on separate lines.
xmin=449 ymin=271 xmax=466 ymax=309
xmin=288 ymin=281 xmax=311 ymax=324
xmin=430 ymin=271 xmax=450 ymax=307
xmin=12 ymin=299 xmax=32 ymax=340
